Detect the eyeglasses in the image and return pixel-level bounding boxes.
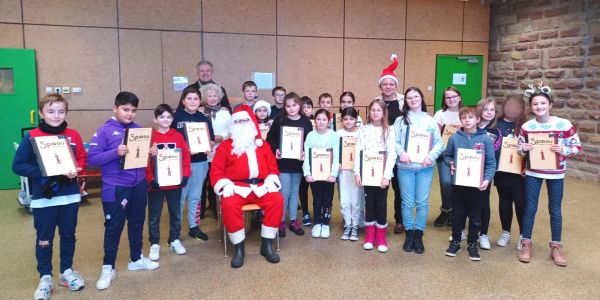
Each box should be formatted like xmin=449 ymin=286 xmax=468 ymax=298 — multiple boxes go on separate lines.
xmin=156 ymin=143 xmax=176 ymax=150
xmin=445 ymin=95 xmax=460 ymax=100
xmin=233 ymin=118 xmax=251 ymax=125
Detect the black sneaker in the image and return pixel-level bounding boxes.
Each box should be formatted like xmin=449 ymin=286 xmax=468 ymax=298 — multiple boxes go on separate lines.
xmin=467 ymin=243 xmax=481 ymax=261
xmin=445 ymin=241 xmax=461 ymax=257
xmin=445 ymin=211 xmax=454 ymax=227
xmin=434 ymin=211 xmax=450 ymax=227
xmin=189 ymin=227 xmax=208 ymax=241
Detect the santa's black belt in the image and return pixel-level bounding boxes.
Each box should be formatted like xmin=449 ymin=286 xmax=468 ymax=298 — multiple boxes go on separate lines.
xmin=240 ymin=178 xmax=263 ymax=185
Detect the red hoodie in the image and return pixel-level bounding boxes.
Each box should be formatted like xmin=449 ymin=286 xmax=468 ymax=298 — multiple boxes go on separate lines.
xmin=146 ymin=128 xmax=192 ymax=191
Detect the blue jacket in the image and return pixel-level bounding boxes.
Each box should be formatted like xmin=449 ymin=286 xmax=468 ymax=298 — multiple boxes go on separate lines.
xmin=444 ymin=128 xmax=496 ymax=183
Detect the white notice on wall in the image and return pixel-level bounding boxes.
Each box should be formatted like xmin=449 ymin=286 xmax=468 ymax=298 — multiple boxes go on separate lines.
xmin=452 ymin=73 xmax=467 ymax=85
xmin=173 ymin=76 xmax=188 ymax=91
xmin=253 ymin=72 xmax=274 ymax=89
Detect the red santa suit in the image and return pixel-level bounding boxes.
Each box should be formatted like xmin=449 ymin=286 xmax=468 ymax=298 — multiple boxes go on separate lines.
xmin=210 ymin=109 xmax=283 ymax=245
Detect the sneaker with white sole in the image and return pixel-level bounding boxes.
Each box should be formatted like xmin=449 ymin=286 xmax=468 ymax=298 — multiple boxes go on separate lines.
xmin=479 ymin=234 xmax=491 ymax=250
xmin=516 ymin=234 xmax=523 ymax=251
xmin=311 ymin=224 xmax=322 ymax=238
xmin=320 ymin=225 xmax=330 ymax=239
xmin=59 ymin=268 xmax=85 ymax=291
xmin=448 ymin=230 xmax=467 ymax=242
xmin=169 ymin=239 xmax=186 ymax=255
xmin=341 ymin=226 xmax=351 ymax=240
xmin=496 ymin=230 xmax=511 ymax=247
xmin=95 ymin=265 xmax=115 ymax=290
xmin=34 ymin=275 xmax=53 ymax=300
xmin=349 ymin=226 xmax=359 ymax=241
xmin=149 ymin=244 xmax=160 ymax=261
xmin=128 ymin=255 xmax=159 ymax=271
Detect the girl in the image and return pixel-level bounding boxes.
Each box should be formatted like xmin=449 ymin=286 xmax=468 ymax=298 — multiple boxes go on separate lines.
xmin=199 ymin=83 xmax=231 ymax=219
xmin=299 ymin=96 xmax=314 ymax=225
xmin=339 ymin=91 xmax=363 ymax=127
xmin=172 ymin=86 xmax=215 ymax=241
xmin=517 ymin=87 xmax=581 ymax=267
xmin=13 ymin=94 xmax=86 ymax=299
xmin=475 ymin=99 xmax=502 ymax=250
xmin=267 ymin=92 xmax=313 ymax=237
xmin=433 ymin=87 xmax=463 ymax=228
xmin=354 ymin=100 xmax=397 ymax=253
xmin=337 ymin=107 xmax=364 ymax=241
xmin=303 ymin=109 xmax=340 ymax=239
xmin=252 ymin=100 xmax=272 ymax=224
xmin=494 ymin=95 xmax=527 ymax=249
xmin=146 ymin=104 xmax=191 ymax=261
xmin=393 ymin=87 xmax=443 ymax=254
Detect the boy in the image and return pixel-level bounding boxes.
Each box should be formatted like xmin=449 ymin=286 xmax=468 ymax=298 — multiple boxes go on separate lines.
xmin=443 ymin=106 xmax=496 ymax=261
xmin=269 ymin=86 xmax=286 ymax=120
xmin=13 ymin=94 xmax=86 ymax=300
xmin=234 ymin=81 xmax=258 ymax=110
xmin=88 ymin=91 xmax=158 ymax=291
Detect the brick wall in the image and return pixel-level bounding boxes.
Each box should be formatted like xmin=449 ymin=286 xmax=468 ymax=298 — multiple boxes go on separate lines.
xmin=488 ymin=0 xmax=600 ymax=182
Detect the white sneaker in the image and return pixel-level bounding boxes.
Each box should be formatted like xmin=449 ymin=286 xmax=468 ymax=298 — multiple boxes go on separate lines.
xmin=95 ymin=265 xmax=115 ymax=290
xmin=311 ymin=224 xmax=322 ymax=238
xmin=516 ymin=234 xmax=523 ymax=251
xmin=377 ymin=244 xmax=389 ymax=253
xmin=320 ymin=225 xmax=330 ymax=239
xmin=363 ymin=241 xmax=374 ymax=250
xmin=496 ymin=231 xmax=511 ymax=247
xmin=128 ymin=255 xmax=159 ymax=271
xmin=59 ymin=268 xmax=85 ymax=291
xmin=349 ymin=226 xmax=359 ymax=241
xmin=34 ymin=275 xmax=53 ymax=300
xmin=479 ymin=234 xmax=491 ymax=250
xmin=341 ymin=226 xmax=351 ymax=240
xmin=449 ymin=230 xmax=466 ymax=241
xmin=169 ymin=239 xmax=186 ymax=255
xmin=149 ymin=244 xmax=160 ymax=261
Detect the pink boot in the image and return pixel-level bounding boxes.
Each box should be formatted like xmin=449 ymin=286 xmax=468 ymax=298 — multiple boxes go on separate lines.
xmin=375 ymin=224 xmax=388 ymax=253
xmin=363 ymin=225 xmax=375 ymax=250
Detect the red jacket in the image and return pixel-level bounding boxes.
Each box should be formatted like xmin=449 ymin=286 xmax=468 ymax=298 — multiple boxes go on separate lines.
xmin=146 ymin=128 xmax=192 ymax=191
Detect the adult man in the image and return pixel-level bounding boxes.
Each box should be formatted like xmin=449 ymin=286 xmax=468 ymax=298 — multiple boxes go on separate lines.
xmin=183 ymin=60 xmax=231 ymax=111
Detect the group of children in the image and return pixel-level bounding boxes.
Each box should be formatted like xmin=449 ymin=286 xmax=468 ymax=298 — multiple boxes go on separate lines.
xmin=13 ymin=77 xmax=580 ymax=299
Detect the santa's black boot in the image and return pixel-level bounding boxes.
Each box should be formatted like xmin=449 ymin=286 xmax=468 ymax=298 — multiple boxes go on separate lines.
xmin=260 ymin=238 xmax=280 ymax=263
xmin=231 ymin=242 xmax=245 ymax=268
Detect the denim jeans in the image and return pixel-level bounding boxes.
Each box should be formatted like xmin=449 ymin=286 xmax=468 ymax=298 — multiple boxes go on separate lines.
xmin=522 ymin=176 xmax=564 ymax=242
xmin=279 ymin=172 xmax=302 ymax=222
xmin=398 ymin=167 xmax=434 ymax=231
xmin=437 ymin=158 xmax=453 ymax=212
xmin=180 ymin=161 xmax=209 ymax=229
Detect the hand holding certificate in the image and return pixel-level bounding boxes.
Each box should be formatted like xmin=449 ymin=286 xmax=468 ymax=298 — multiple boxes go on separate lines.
xmin=454 ymin=148 xmax=484 ymax=188
xmin=155 ymin=148 xmax=183 ymax=187
xmin=310 ymin=148 xmax=333 ymax=181
xmin=404 ymin=126 xmax=432 ymax=164
xmin=184 ymin=122 xmax=211 ymax=153
xmin=339 ymin=136 xmax=357 ymax=170
xmin=498 ymin=137 xmax=523 ymax=174
xmin=359 ymin=151 xmax=386 ymax=187
xmin=526 ymin=133 xmax=558 ymax=170
xmin=121 ymin=128 xmax=153 ymax=170
xmin=31 ymin=135 xmax=78 ymax=177
xmin=279 ymin=126 xmax=304 ymax=160
xmin=259 ymin=123 xmax=270 ymax=140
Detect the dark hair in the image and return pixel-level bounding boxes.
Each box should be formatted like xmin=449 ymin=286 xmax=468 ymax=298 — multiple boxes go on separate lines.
xmin=499 ymin=95 xmax=527 ymax=135
xmin=272 ymin=86 xmax=286 ymax=96
xmin=279 ymin=92 xmax=302 ymax=122
xmin=314 ymin=108 xmax=330 ymax=121
xmin=301 ymin=96 xmax=313 ymax=107
xmin=178 ymin=86 xmax=201 ymax=109
xmin=318 ymin=93 xmax=333 ymax=103
xmin=399 ymin=87 xmax=428 ymax=125
xmin=528 ymin=91 xmax=553 ymax=105
xmin=242 ymin=81 xmax=257 ymax=91
xmin=154 ymin=103 xmax=174 ymax=118
xmin=115 ymin=91 xmax=139 ymax=107
xmin=341 ymin=107 xmax=359 ymax=119
xmin=340 ymin=91 xmax=356 ymax=104
xmin=441 ymin=87 xmax=463 ymax=111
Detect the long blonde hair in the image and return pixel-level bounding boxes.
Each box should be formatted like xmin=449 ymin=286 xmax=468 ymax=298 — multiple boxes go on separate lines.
xmin=367 ymin=99 xmax=390 ymax=142
xmin=476 ymin=98 xmax=498 ymax=128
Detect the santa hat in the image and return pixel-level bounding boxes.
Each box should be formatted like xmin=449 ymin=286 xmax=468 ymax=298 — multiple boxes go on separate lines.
xmin=253 ymin=100 xmax=272 ymax=117
xmin=378 ymin=54 xmax=399 ymax=86
xmin=232 ymin=104 xmax=263 ymax=147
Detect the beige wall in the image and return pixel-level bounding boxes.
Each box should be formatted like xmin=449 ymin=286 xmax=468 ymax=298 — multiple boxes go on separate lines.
xmin=0 ymin=0 xmax=489 ymax=139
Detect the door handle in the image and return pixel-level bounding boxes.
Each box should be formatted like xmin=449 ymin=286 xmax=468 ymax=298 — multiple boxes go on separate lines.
xmin=30 ymin=110 xmax=35 ymax=125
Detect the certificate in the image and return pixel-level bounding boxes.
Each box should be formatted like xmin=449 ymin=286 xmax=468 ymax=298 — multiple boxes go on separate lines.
xmin=310 ymin=148 xmax=333 ymax=181
xmin=339 ymin=136 xmax=357 ymax=170
xmin=527 ymin=132 xmax=558 ymax=170
xmin=333 ymin=113 xmax=343 ymax=131
xmin=121 ymin=128 xmax=152 ymax=170
xmin=441 ymin=125 xmax=459 ymax=146
xmin=404 ymin=126 xmax=432 ymax=163
xmin=31 ymin=135 xmax=78 ymax=177
xmin=259 ymin=123 xmax=270 ymax=140
xmin=497 ymin=137 xmax=523 ymax=174
xmin=279 ymin=126 xmax=304 ymax=160
xmin=184 ymin=122 xmax=211 ymax=153
xmin=454 ymin=148 xmax=484 ymax=188
xmin=360 ymin=151 xmax=387 ymax=187
xmin=155 ymin=148 xmax=182 ymax=187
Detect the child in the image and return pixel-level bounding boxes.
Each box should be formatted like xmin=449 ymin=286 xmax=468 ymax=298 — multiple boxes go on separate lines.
xmin=443 ymin=106 xmax=496 ymax=261
xmin=517 ymin=85 xmax=581 ymax=266
xmin=354 ymin=99 xmax=397 ymax=253
xmin=494 ymin=95 xmax=527 ymax=249
xmin=299 ymin=96 xmax=314 ymax=225
xmin=393 ymin=87 xmax=443 ymax=254
xmin=303 ymin=109 xmax=340 ymax=239
xmin=433 ymin=87 xmax=464 ymax=228
xmin=337 ymin=107 xmax=363 ymax=241
xmin=339 ymin=91 xmax=363 ymax=127
xmin=234 ymin=81 xmax=258 ymax=110
xmin=173 ymin=86 xmax=215 ymax=241
xmin=254 ymin=100 xmax=272 ymax=126
xmin=266 ymin=92 xmax=313 ymax=237
xmin=318 ymin=93 xmax=334 ymax=129
xmin=13 ymin=94 xmax=86 ymax=299
xmin=146 ymin=104 xmax=192 ymax=261
xmin=88 ymin=92 xmax=159 ymax=291
xmin=270 ymin=86 xmax=286 ymax=120
xmin=200 ymin=83 xmax=231 ymax=219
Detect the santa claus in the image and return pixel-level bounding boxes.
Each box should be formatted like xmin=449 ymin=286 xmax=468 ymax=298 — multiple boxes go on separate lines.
xmin=210 ymin=105 xmax=283 ymax=268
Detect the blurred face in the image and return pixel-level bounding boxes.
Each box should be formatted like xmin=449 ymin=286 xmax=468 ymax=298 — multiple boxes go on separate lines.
xmin=503 ymin=99 xmax=523 ymax=121
xmin=302 ymin=103 xmax=313 ymax=117
xmin=314 ymin=113 xmax=329 ymax=130
xmin=154 ymin=111 xmax=173 ymax=129
xmin=460 ymin=113 xmax=480 ymax=130
xmin=369 ymin=103 xmax=384 ymax=123
xmin=243 ymin=86 xmax=257 ymax=102
xmin=40 ymin=101 xmax=67 ymax=127
xmin=530 ymin=95 xmax=552 ymax=117
xmin=444 ymin=90 xmax=461 ymax=109
xmin=405 ymin=90 xmax=423 ymax=111
xmin=113 ymin=103 xmax=137 ymax=124
xmin=481 ymin=102 xmax=496 ymax=122
xmin=197 ymin=64 xmax=213 ymax=82
xmin=319 ymin=97 xmax=332 ymax=111
xmin=273 ymin=90 xmax=285 ymax=105
xmin=340 ymin=95 xmax=354 ymax=110
xmin=342 ymin=115 xmax=357 ymax=130
xmin=206 ymin=89 xmax=220 ymax=107
xmin=380 ymin=78 xmax=397 ymax=97
xmin=183 ymin=92 xmax=200 ymax=112
xmin=285 ymin=99 xmax=300 ymax=117
xmin=255 ymin=107 xmax=269 ymax=121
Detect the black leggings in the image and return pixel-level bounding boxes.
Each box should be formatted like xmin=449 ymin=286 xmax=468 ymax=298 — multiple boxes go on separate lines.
xmin=311 ymin=181 xmax=334 ymax=225
xmin=364 ymin=186 xmax=389 ymax=226
xmin=299 ymin=177 xmax=310 ymax=216
xmin=496 ymin=186 xmax=525 ymax=233
xmin=480 ymin=185 xmax=491 ymax=235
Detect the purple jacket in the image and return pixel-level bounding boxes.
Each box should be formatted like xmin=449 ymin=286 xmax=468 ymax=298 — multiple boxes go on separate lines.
xmin=87 ymin=118 xmax=146 ymax=202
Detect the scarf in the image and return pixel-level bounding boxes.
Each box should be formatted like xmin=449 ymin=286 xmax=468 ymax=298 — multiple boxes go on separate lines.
xmin=38 ymin=119 xmax=67 ymax=134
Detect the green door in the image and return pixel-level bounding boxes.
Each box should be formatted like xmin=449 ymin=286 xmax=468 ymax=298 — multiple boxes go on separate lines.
xmin=434 ymin=55 xmax=484 ymax=112
xmin=0 ymin=48 xmax=38 ymax=189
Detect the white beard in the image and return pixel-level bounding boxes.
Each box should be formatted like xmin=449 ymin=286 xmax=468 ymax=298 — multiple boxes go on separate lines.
xmin=230 ymin=123 xmax=257 ymax=157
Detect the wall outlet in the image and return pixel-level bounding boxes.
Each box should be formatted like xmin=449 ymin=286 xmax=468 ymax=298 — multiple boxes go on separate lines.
xmin=54 ymin=87 xmax=62 ymax=94
xmin=45 ymin=87 xmax=53 ymax=94
xmin=72 ymin=87 xmax=82 ymax=93
xmin=427 ymin=86 xmax=433 ymax=91
xmin=62 ymin=87 xmax=70 ymax=94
